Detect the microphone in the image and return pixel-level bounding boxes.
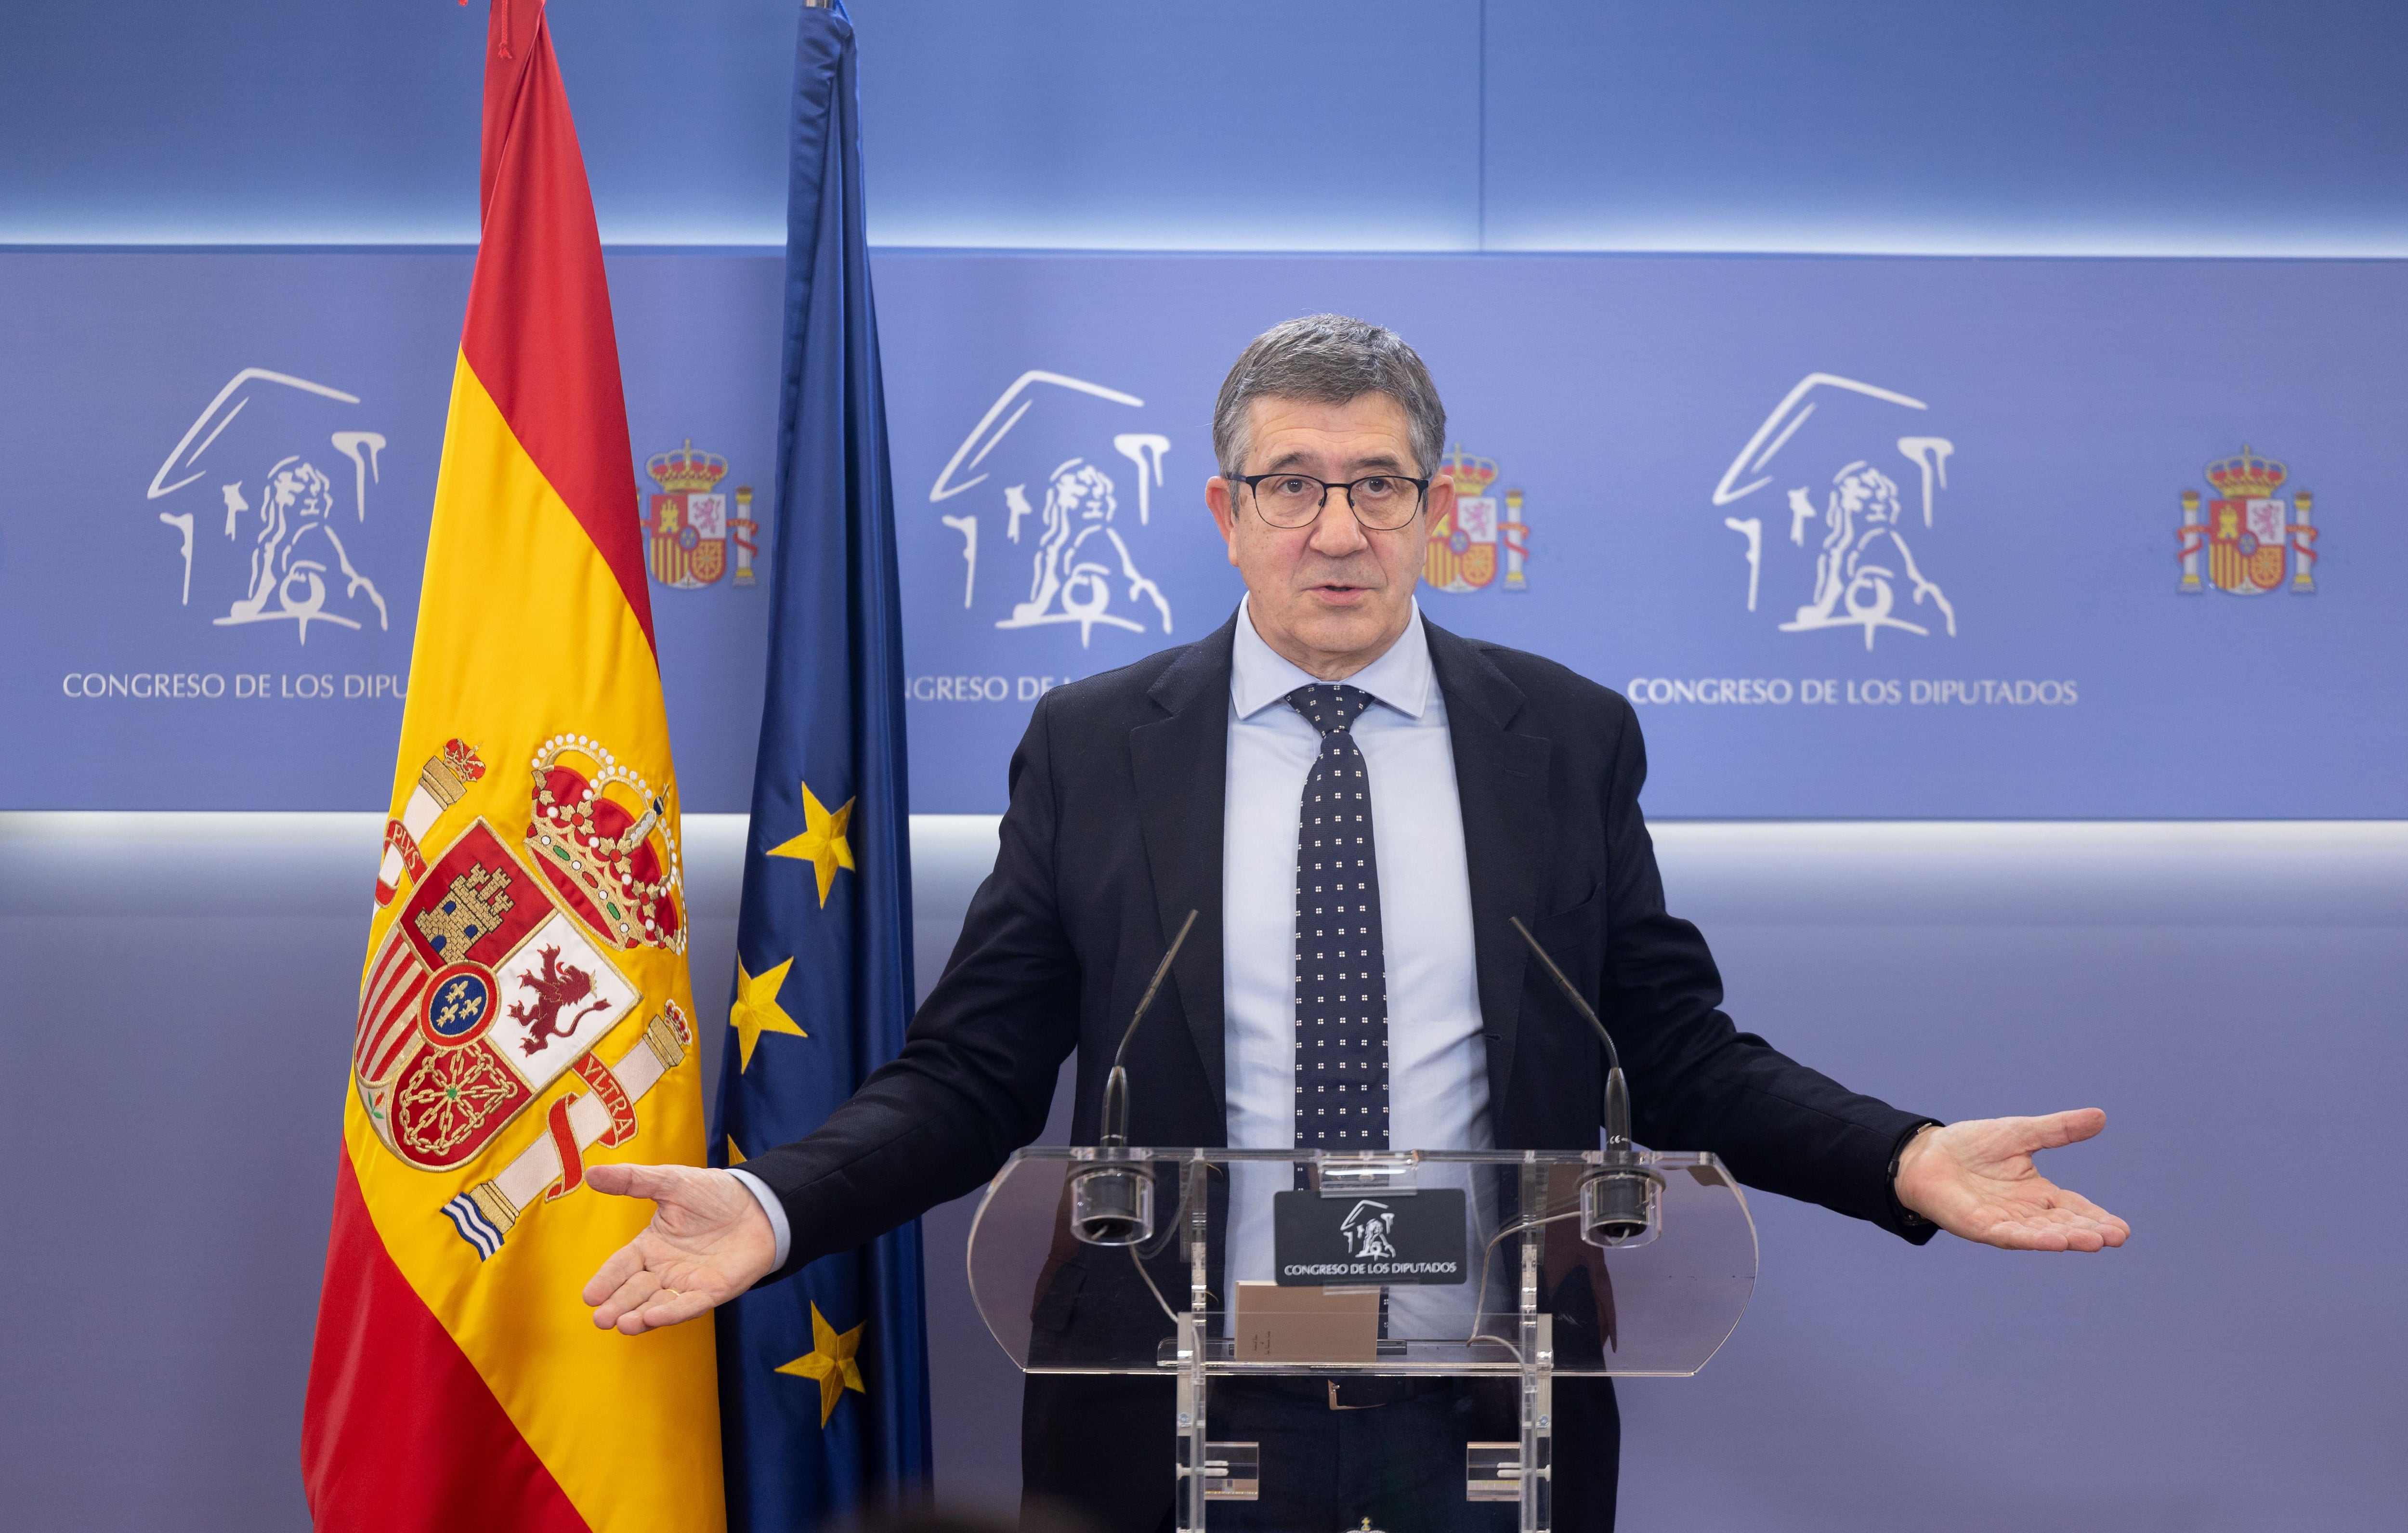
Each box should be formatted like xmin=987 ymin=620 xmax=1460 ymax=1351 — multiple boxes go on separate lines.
xmin=1071 ymin=909 xmax=1199 ymax=1246
xmin=1509 ymin=916 xmax=1662 ymax=1248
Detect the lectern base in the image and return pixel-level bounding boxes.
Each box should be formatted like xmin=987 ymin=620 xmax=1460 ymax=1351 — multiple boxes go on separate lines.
xmin=1186 ymin=1377 xmax=1521 ymax=1532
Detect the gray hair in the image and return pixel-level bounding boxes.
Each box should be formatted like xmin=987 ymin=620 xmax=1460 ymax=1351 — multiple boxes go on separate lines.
xmin=1212 ymin=314 xmax=1446 ymax=481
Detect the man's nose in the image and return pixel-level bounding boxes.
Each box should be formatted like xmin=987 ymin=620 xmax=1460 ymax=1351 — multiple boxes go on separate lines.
xmin=1306 ymin=490 xmax=1368 ymax=554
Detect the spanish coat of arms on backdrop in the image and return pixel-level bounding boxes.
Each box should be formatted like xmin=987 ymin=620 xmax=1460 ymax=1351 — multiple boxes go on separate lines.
xmin=2177 ymin=445 xmax=2320 ymax=595
xmin=1421 ymin=444 xmax=1532 ymax=595
xmin=643 ymin=439 xmax=760 ymax=589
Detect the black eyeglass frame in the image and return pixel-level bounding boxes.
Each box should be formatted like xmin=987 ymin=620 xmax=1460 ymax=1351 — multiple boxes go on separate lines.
xmin=1232 ymin=471 xmax=1434 ymax=530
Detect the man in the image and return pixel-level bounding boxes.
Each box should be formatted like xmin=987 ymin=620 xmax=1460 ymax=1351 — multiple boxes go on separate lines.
xmin=582 ymin=316 xmax=2128 ymax=1530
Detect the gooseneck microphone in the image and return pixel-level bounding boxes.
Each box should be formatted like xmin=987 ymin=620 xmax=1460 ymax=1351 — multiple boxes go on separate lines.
xmin=1099 ymin=908 xmax=1198 ymax=1150
xmin=1509 ymin=916 xmax=1662 ymax=1247
xmin=1072 ymin=909 xmax=1199 ymax=1245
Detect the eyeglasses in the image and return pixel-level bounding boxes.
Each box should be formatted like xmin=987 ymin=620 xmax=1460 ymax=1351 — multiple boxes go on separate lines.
xmin=1234 ymin=471 xmax=1431 ymax=531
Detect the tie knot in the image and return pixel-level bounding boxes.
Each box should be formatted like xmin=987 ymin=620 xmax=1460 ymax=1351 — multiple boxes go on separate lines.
xmin=1286 ymin=683 xmax=1374 ymax=737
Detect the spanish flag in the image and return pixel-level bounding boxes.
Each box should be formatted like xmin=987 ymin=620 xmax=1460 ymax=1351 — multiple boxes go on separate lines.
xmin=302 ymin=3 xmax=722 ymax=1528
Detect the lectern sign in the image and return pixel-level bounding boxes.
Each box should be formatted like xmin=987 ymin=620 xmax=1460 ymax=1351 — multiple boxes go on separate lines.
xmin=1272 ymin=1189 xmax=1467 ymax=1285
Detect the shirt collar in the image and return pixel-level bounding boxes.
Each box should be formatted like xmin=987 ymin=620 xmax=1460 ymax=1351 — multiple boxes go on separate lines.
xmin=1230 ymin=595 xmax=1432 ymax=722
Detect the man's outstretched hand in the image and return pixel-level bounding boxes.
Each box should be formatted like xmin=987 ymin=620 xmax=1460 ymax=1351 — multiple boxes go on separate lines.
xmin=581 ymin=1163 xmax=778 ymax=1334
xmin=1894 ymin=1109 xmax=2130 ymax=1252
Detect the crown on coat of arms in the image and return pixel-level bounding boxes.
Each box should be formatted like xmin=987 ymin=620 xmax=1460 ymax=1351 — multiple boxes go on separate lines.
xmin=645 ymin=439 xmax=729 ymax=494
xmin=1434 ymin=442 xmax=1498 ymax=498
xmin=2207 ymin=445 xmax=2288 ymax=500
xmin=525 ymin=734 xmax=684 ymax=953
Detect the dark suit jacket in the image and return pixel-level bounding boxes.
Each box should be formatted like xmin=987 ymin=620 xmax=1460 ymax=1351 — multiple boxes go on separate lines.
xmin=746 ymin=612 xmax=1935 ymax=1529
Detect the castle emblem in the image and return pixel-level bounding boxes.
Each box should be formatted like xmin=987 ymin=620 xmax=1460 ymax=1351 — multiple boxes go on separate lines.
xmin=2178 ymin=446 xmax=2318 ymax=596
xmin=350 ymin=731 xmax=694 ymax=1260
xmin=642 ymin=439 xmax=759 ymax=589
xmin=1421 ymin=444 xmax=1531 ymax=595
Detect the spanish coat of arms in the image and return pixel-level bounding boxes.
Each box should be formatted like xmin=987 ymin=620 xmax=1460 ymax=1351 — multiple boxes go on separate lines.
xmin=642 ymin=439 xmax=760 ymax=589
xmin=1421 ymin=444 xmax=1530 ymax=594
xmin=354 ymin=734 xmax=694 ymax=1259
xmin=2178 ymin=445 xmax=2320 ymax=596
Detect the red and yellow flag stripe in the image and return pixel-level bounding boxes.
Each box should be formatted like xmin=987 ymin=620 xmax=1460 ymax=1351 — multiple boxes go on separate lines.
xmin=304 ymin=4 xmax=720 ymax=1528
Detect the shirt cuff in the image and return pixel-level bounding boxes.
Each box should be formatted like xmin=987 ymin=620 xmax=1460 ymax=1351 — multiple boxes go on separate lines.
xmin=727 ymin=1166 xmax=792 ymax=1271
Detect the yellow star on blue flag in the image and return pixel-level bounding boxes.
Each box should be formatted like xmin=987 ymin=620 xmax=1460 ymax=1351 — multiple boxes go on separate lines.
xmin=774 ymin=1302 xmax=867 ymax=1427
xmin=767 ymin=782 xmax=855 ymax=906
xmin=728 ymin=956 xmax=804 ymax=1072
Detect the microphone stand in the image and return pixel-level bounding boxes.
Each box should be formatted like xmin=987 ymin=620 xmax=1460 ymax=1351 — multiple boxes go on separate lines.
xmin=1510 ymin=917 xmax=1662 ymax=1247
xmin=1070 ymin=909 xmax=1199 ymax=1246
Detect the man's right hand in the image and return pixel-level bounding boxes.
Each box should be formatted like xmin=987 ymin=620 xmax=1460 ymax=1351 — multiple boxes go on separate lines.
xmin=581 ymin=1163 xmax=778 ymax=1335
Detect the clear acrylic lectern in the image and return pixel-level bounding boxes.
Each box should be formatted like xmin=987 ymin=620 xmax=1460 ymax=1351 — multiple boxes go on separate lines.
xmin=966 ymin=1148 xmax=1758 ymax=1531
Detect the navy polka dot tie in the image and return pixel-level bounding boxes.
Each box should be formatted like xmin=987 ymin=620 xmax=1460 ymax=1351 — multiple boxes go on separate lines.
xmin=1288 ymin=683 xmax=1389 ymax=1176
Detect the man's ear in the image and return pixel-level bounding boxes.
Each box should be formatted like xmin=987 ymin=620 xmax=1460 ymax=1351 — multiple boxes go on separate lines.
xmin=1426 ymin=471 xmax=1457 ymax=528
xmin=1205 ymin=475 xmax=1240 ymax=566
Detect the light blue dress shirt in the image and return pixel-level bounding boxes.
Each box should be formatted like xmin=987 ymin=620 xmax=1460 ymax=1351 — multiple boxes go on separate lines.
xmin=1223 ymin=598 xmax=1491 ymax=1336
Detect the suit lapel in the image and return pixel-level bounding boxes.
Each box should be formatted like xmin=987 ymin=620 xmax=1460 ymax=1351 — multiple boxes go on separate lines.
xmin=1425 ymin=619 xmax=1553 ymax=1120
xmin=1129 ymin=613 xmax=1238 ymax=1115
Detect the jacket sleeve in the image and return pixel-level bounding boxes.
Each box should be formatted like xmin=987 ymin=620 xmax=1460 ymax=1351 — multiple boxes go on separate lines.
xmin=1595 ymin=697 xmax=1938 ymax=1242
xmin=741 ymin=692 xmax=1086 ymax=1280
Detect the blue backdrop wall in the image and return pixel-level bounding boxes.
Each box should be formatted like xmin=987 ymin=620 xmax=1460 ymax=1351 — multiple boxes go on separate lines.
xmin=6 ymin=248 xmax=2402 ymax=816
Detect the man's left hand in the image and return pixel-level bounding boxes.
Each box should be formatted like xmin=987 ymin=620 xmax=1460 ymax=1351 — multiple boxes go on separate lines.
xmin=1894 ymin=1109 xmax=2130 ymax=1252
xmin=580 ymin=1163 xmax=778 ymax=1334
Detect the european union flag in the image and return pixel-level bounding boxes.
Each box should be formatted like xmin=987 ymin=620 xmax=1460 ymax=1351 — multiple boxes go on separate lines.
xmin=711 ymin=5 xmax=930 ymax=1527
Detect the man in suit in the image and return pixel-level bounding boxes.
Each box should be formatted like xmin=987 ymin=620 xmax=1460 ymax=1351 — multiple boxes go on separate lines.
xmin=583 ymin=315 xmax=2128 ymax=1530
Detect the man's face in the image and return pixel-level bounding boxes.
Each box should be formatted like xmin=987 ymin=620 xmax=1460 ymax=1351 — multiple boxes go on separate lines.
xmin=1205 ymin=392 xmax=1452 ymax=680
